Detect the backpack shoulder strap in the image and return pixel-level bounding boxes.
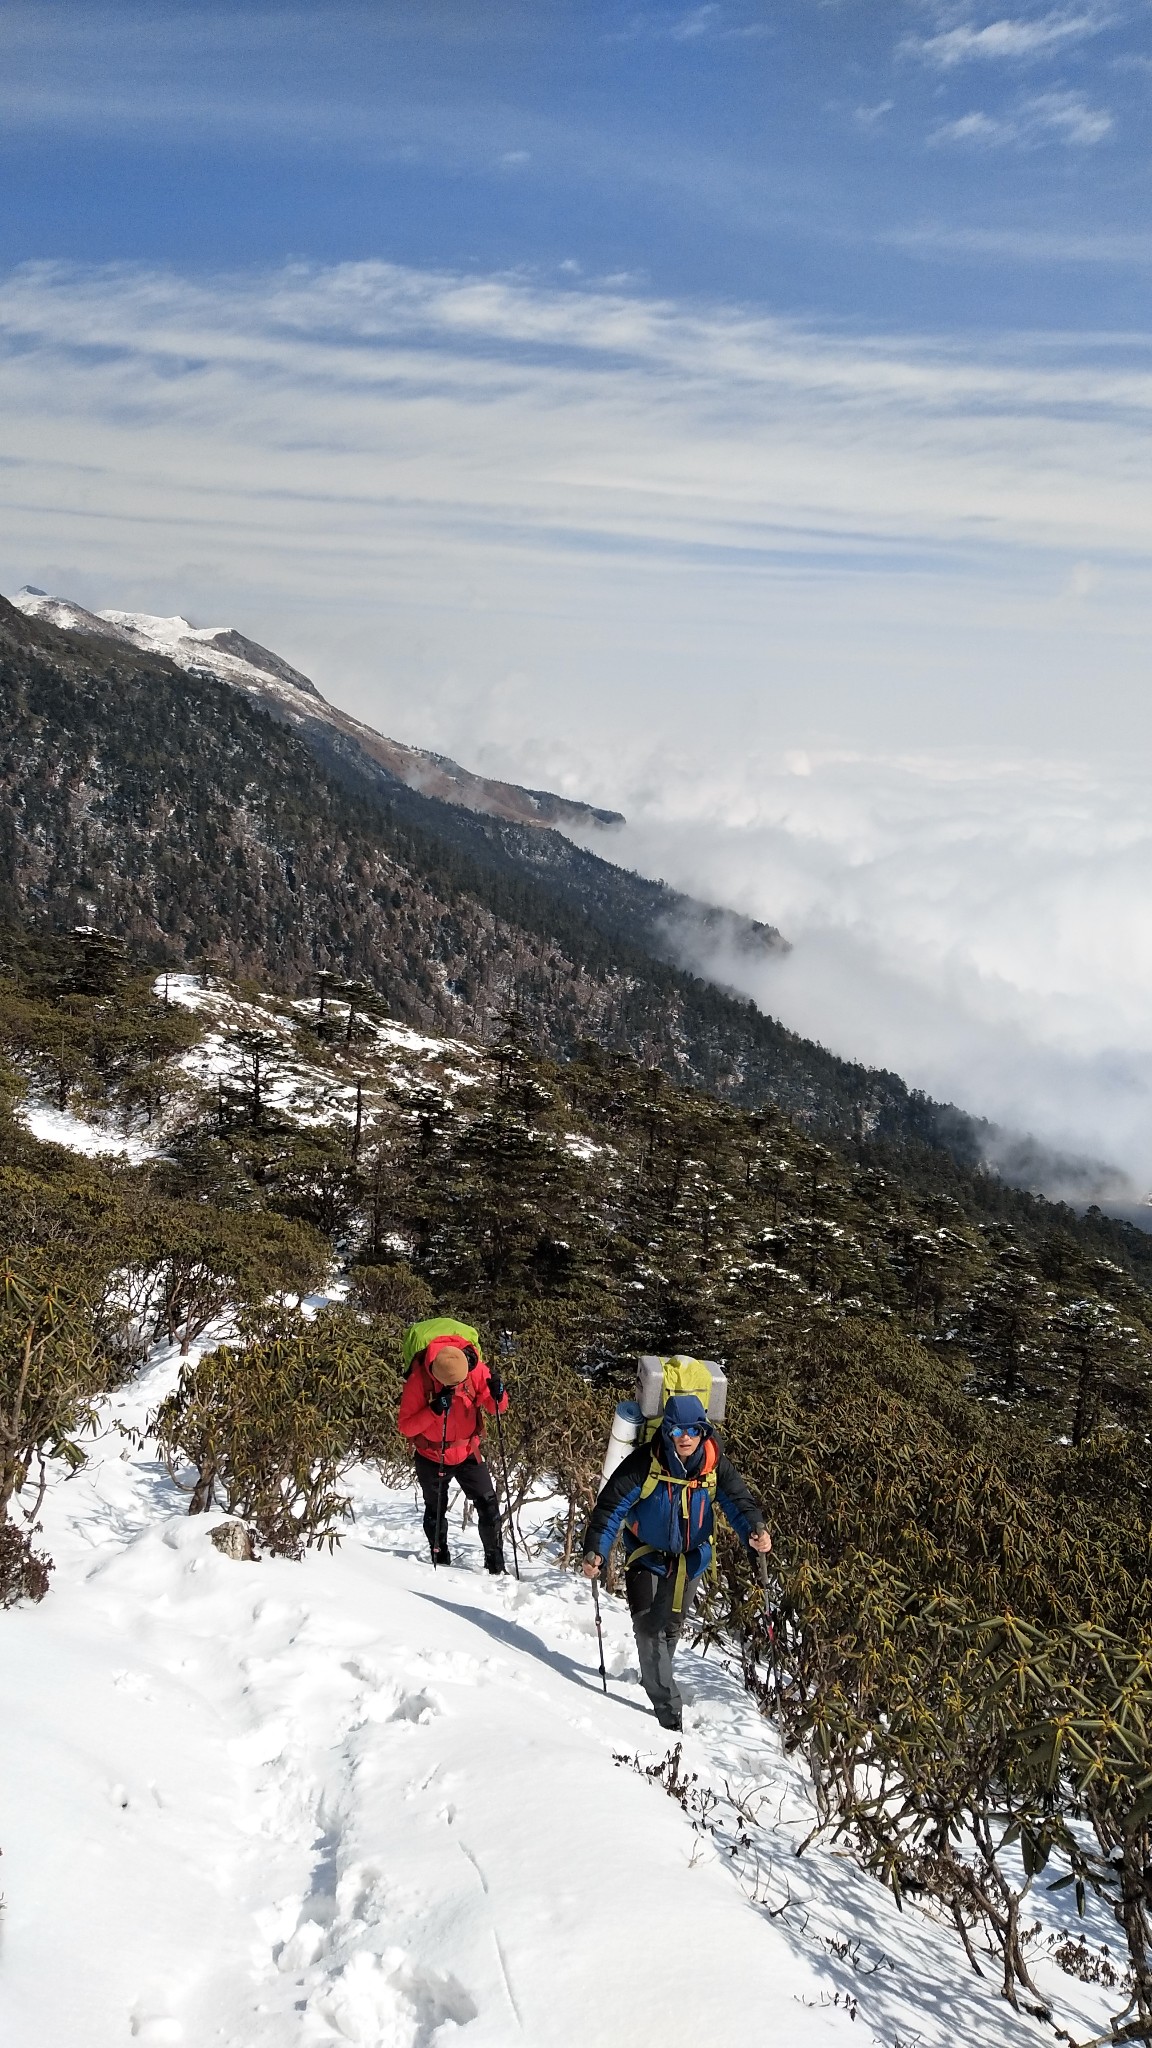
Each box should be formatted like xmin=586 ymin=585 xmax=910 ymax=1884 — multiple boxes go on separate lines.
xmin=638 ymin=1439 xmax=718 ymax=1501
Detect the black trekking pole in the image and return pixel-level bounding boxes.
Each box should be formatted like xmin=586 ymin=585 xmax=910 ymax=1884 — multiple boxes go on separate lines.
xmin=433 ymin=1404 xmax=449 ymax=1570
xmin=591 ymin=1572 xmax=608 ymax=1695
xmin=492 ymin=1331 xmax=521 ymax=1581
xmin=755 ymin=1549 xmax=784 ymax=1704
xmin=492 ymin=1396 xmax=521 ymax=1581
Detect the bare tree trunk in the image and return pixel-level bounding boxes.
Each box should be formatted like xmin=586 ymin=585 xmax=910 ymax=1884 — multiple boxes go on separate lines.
xmin=561 ymin=1494 xmax=577 ymax=1569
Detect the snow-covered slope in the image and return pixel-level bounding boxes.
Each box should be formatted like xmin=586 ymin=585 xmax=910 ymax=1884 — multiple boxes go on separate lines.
xmin=10 ymin=973 xmax=485 ymax=1169
xmin=165 ymin=972 xmax=484 ymax=1134
xmin=16 ymin=1100 xmax=158 ymax=1164
xmin=1 ymin=1340 xmax=1114 ymax=2048
xmin=8 ymin=587 xmax=623 ymax=833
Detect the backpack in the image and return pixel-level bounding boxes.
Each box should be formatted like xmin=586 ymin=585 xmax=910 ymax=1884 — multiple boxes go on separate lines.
xmin=402 ymin=1317 xmax=482 ymax=1374
xmin=631 ymin=1359 xmax=726 ymax=1611
xmin=637 ymin=1354 xmax=722 ymax=1443
xmin=598 ymin=1353 xmax=727 ymax=1492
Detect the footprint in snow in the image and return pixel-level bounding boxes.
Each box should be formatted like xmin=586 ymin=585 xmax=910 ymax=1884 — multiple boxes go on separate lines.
xmin=129 ymin=2008 xmax=183 ymax=2041
xmin=276 ymin=1916 xmax=328 ymax=1972
xmin=388 ymin=1689 xmax=442 ymax=1725
xmin=307 ymin=1947 xmax=477 ymax=2046
xmin=334 ymin=1860 xmax=394 ymax=1930
xmin=112 ymin=1668 xmax=156 ymax=1703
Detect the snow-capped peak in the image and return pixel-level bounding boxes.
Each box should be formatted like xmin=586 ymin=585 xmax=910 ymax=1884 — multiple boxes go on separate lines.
xmin=9 ymin=587 xmax=324 ymax=704
xmin=100 ymin=610 xmax=219 ymax=644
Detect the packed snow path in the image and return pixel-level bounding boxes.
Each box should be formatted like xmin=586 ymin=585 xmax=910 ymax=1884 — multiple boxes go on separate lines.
xmin=2 ymin=1355 xmax=1110 ymax=2048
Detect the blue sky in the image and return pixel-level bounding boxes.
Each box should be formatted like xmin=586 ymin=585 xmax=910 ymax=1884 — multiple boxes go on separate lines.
xmin=3 ymin=2 xmax=1152 ymax=1187
xmin=4 ymin=0 xmax=1152 ymax=328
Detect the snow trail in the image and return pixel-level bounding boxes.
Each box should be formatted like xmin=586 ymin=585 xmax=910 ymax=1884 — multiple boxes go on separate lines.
xmin=0 ymin=1353 xmax=1114 ymax=2047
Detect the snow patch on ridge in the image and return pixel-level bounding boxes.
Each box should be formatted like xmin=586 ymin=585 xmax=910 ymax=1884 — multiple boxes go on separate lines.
xmin=16 ymin=1101 xmax=159 ymax=1163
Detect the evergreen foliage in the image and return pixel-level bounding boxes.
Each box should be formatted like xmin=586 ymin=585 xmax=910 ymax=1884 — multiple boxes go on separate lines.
xmin=0 ymin=1252 xmax=119 ymax=1604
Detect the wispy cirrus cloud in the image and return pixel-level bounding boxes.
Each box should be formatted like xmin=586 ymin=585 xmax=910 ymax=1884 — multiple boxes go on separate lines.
xmin=612 ymin=4 xmax=771 ymax=44
xmin=854 ymin=100 xmax=895 ymax=131
xmin=670 ymin=4 xmax=723 ymax=38
xmin=3 ymin=255 xmax=1152 ymax=629
xmin=1 ymin=255 xmax=1150 ymax=762
xmin=930 ymin=89 xmax=1113 ymax=145
xmin=904 ymin=9 xmax=1107 ymax=68
xmin=886 ymin=221 xmax=1152 ymax=264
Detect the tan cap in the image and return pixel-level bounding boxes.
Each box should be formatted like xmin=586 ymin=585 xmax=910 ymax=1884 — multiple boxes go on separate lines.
xmin=429 ymin=1345 xmax=471 ymax=1386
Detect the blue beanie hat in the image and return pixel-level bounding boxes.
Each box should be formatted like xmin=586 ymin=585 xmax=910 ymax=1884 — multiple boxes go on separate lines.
xmin=661 ymin=1393 xmax=709 ymax=1437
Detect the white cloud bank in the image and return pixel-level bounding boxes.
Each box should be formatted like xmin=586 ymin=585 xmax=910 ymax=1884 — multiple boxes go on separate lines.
xmin=2 ymin=257 xmax=1151 ymax=1193
xmin=556 ymin=749 xmax=1152 ymax=1202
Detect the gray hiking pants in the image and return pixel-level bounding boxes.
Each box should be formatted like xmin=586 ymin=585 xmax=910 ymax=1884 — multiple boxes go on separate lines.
xmin=626 ymin=1562 xmax=701 ymax=1725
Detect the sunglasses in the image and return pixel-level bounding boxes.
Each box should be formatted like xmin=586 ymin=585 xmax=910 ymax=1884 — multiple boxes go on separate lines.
xmin=668 ymin=1424 xmax=704 ymax=1439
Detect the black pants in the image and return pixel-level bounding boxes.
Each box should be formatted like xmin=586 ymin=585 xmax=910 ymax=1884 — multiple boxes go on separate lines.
xmin=625 ymin=1561 xmax=701 ymax=1725
xmin=414 ymin=1452 xmax=504 ymax=1569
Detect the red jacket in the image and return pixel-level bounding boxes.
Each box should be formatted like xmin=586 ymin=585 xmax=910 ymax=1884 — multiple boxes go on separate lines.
xmin=397 ymin=1358 xmax=509 ymax=1466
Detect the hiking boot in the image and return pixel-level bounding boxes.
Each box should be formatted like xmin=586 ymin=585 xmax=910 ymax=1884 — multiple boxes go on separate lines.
xmin=431 ymin=1546 xmax=452 ymax=1566
xmin=484 ymin=1556 xmax=506 ymax=1576
xmin=655 ymin=1709 xmax=683 ymax=1732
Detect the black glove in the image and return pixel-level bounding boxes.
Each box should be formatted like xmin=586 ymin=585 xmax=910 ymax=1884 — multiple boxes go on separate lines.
xmin=487 ymin=1373 xmax=505 ymax=1404
xmin=429 ymin=1385 xmax=453 ymax=1417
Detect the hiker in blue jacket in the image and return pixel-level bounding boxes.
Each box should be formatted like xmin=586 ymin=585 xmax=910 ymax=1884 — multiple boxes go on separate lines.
xmin=581 ymin=1392 xmax=772 ymax=1731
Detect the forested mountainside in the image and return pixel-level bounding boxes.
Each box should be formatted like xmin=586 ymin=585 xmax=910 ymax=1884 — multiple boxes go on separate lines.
xmin=1 ymin=593 xmax=986 ymax=1158
xmin=296 ymin=709 xmax=786 ymax=968
xmin=10 ymin=584 xmax=784 ymax=975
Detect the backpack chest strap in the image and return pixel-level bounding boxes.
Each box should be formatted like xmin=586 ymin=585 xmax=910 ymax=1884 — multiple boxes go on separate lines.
xmin=638 ymin=1439 xmax=717 ymax=1503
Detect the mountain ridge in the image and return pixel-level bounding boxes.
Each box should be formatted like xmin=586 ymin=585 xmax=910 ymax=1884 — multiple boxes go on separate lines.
xmin=4 ymin=587 xmax=788 ymax=979
xmin=11 ymin=586 xmax=626 ymax=835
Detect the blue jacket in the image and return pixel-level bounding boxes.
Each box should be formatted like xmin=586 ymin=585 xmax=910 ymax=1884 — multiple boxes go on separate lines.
xmin=582 ymin=1394 xmax=765 ymax=1585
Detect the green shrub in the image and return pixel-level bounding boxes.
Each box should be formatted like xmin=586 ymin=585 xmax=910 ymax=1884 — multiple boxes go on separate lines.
xmin=0 ymin=1256 xmax=116 ymax=1543
xmin=151 ymin=1307 xmax=401 ymax=1555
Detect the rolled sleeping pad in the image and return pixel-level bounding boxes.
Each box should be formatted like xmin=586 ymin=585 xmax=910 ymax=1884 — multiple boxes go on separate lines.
xmin=598 ymin=1400 xmax=644 ymax=1492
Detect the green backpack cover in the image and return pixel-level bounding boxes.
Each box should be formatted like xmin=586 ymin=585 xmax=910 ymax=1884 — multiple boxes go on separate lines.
xmin=402 ymin=1317 xmax=483 ymax=1370
xmin=639 ymin=1355 xmax=717 ymax=1444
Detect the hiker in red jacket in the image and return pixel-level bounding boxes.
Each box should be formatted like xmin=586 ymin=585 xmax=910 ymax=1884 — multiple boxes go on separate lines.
xmin=397 ymin=1334 xmax=509 ymax=1572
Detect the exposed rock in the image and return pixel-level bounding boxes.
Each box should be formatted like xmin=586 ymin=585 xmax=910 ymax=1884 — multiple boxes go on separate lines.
xmin=209 ymin=1521 xmax=256 ymax=1561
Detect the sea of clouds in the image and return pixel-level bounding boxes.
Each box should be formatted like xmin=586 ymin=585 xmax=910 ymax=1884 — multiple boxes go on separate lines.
xmin=539 ymin=742 xmax=1152 ymax=1209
